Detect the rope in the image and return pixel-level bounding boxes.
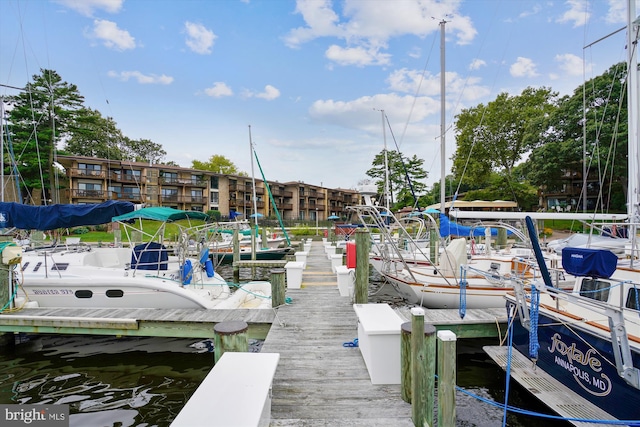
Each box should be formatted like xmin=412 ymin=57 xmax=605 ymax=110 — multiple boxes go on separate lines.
xmin=342 ymin=338 xmax=358 ymax=347
xmin=529 ymin=286 xmax=540 ymax=360
xmin=459 ymin=266 xmax=467 ymax=319
xmin=502 ymin=305 xmax=515 ymax=427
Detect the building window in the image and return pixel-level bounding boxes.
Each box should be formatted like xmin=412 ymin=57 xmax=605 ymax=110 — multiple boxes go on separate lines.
xmin=210 ymin=176 xmax=219 ymax=189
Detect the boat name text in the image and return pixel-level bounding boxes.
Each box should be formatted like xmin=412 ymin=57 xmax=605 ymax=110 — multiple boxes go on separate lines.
xmin=549 ymin=333 xmax=612 ymax=396
xmin=32 ymin=289 xmax=74 ymax=295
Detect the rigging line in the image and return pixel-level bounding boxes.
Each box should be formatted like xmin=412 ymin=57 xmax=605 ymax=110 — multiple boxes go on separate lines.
xmin=384 ymin=113 xmax=420 ymax=209
xmin=396 ymin=27 xmax=438 ymax=150
xmin=453 ymin=0 xmax=513 ymax=198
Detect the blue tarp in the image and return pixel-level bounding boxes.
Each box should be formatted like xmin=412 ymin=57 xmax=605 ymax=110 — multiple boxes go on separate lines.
xmin=131 ymin=242 xmax=168 ymax=271
xmin=0 ymin=200 xmax=134 ymax=231
xmin=562 ymin=247 xmax=618 ymax=278
xmin=440 ymin=214 xmax=508 ymax=237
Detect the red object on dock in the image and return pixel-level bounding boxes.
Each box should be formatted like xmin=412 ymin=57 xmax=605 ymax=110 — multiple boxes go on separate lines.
xmin=346 ymin=241 xmax=356 ymax=268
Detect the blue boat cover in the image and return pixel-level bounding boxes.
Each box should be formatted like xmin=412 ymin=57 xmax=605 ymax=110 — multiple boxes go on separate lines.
xmin=131 ymin=241 xmax=168 ymax=271
xmin=440 ymin=214 xmax=510 ymax=237
xmin=0 ymin=200 xmax=134 ymax=231
xmin=561 ymin=247 xmax=618 ymax=278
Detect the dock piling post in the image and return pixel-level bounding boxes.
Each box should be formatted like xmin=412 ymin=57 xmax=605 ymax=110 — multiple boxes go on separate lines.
xmin=354 ymin=229 xmax=370 ymax=304
xmin=437 ymin=330 xmax=457 ymax=427
xmin=400 ymin=321 xmax=437 ymax=403
xmin=213 ymin=320 xmax=248 ymax=364
xmin=270 ymin=268 xmax=286 ymax=308
xmin=410 ymin=307 xmax=435 ymax=427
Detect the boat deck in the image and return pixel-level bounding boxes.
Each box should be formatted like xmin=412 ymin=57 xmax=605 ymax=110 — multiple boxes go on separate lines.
xmin=485 ymin=345 xmax=620 ymax=427
xmin=261 ymin=240 xmax=414 ymax=426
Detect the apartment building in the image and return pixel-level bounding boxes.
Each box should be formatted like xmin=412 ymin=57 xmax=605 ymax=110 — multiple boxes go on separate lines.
xmin=56 ymin=155 xmax=360 ymax=221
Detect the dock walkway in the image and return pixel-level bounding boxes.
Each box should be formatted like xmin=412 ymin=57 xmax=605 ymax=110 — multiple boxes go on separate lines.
xmin=262 ymin=240 xmax=413 ymax=426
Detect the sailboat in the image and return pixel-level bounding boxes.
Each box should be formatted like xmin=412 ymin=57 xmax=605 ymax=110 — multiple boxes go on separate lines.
xmin=4 ymin=203 xmax=272 ymax=310
xmin=485 ymin=2 xmax=640 ymax=423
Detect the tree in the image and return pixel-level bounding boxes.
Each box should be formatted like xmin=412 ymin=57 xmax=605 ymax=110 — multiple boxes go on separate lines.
xmin=120 ymin=137 xmax=167 ymax=164
xmin=5 ymin=69 xmax=86 ymax=204
xmin=452 ymin=87 xmax=559 ymax=188
xmin=64 ymin=108 xmax=126 ymax=159
xmin=192 ymin=155 xmax=240 ymax=174
xmin=366 ymin=149 xmax=428 ymax=208
xmin=522 ymin=62 xmax=628 ymax=211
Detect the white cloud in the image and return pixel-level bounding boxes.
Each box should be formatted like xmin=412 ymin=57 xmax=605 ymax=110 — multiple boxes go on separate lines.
xmin=605 ymin=0 xmax=626 ymax=24
xmin=510 ymin=57 xmax=538 ymax=78
xmin=90 ymin=19 xmax=136 ymax=51
xmin=204 ymin=82 xmax=233 ymax=98
xmin=185 ymin=22 xmax=216 ymax=55
xmin=469 ymin=59 xmax=486 ymax=71
xmin=243 ymin=85 xmax=281 ymax=100
xmin=54 ymin=0 xmax=123 ymax=17
xmin=325 ymin=45 xmax=391 ymax=67
xmin=555 ymin=53 xmax=588 ymax=77
xmin=107 ymin=71 xmax=173 ymax=84
xmin=557 ymin=0 xmax=590 ymax=28
xmin=284 ymin=0 xmax=476 ymax=67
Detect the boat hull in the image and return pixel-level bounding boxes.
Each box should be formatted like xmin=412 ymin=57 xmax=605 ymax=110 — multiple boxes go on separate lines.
xmin=508 ymin=301 xmax=640 ymax=422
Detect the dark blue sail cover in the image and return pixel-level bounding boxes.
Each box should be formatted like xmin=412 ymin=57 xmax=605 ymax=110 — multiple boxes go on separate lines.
xmin=0 ymin=200 xmax=134 ymax=230
xmin=131 ymin=242 xmax=168 ymax=271
xmin=561 ymin=247 xmax=618 ymax=278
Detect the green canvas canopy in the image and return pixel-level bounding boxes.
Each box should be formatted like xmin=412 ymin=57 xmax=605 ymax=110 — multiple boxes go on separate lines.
xmin=112 ymin=207 xmax=209 ymax=223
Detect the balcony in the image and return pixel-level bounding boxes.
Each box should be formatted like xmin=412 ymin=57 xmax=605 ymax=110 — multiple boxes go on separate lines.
xmin=70 ymin=168 xmax=107 ymax=179
xmin=71 ymin=189 xmax=105 ymax=199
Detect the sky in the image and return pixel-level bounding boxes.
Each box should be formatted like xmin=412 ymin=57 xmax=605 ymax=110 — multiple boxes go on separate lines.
xmin=0 ymin=0 xmax=634 ymax=192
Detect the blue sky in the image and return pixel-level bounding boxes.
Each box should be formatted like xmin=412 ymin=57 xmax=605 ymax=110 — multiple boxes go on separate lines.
xmin=0 ymin=0 xmax=633 ymax=190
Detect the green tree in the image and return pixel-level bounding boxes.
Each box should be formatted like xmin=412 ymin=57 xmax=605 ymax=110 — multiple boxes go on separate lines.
xmin=522 ymin=62 xmax=627 ymax=211
xmin=452 ymin=87 xmax=559 ymax=188
xmin=121 ymin=137 xmax=167 ymax=164
xmin=5 ymin=69 xmax=85 ymax=203
xmin=192 ymin=155 xmax=239 ymax=174
xmin=64 ymin=108 xmax=126 ymax=159
xmin=366 ymin=149 xmax=428 ymax=207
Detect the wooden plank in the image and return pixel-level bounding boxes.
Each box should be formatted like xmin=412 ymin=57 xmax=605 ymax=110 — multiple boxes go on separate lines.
xmin=485 ymin=346 xmax=620 ymax=427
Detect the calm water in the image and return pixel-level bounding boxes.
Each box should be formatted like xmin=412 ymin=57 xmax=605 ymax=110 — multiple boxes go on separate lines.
xmin=0 ymin=265 xmax=570 ymax=427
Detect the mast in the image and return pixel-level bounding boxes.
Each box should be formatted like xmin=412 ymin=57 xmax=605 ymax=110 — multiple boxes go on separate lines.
xmin=627 ymin=0 xmax=640 ymax=266
xmin=439 ymin=19 xmax=447 ymax=213
xmin=381 ymin=109 xmax=389 ymax=210
xmin=248 ymin=125 xmax=259 ymax=229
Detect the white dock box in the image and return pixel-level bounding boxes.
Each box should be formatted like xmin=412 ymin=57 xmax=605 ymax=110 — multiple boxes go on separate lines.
xmin=285 ymin=261 xmax=304 ymax=289
xmin=294 ymin=251 xmax=308 ymax=268
xmin=335 ymin=265 xmax=353 ymax=297
xmin=353 ymin=303 xmax=404 ymax=384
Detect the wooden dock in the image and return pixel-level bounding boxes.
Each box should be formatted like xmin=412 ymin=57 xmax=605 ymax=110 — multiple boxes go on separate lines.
xmin=0 ymin=307 xmax=274 ymax=339
xmin=261 ymin=240 xmax=414 ymax=426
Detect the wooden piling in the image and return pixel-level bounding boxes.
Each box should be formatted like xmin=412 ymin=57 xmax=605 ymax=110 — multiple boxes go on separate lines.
xmin=354 ymin=229 xmax=370 ymax=304
xmin=400 ymin=321 xmax=437 ymax=403
xmin=437 ymin=330 xmax=457 ymax=427
xmin=213 ymin=320 xmax=248 ymax=364
xmin=270 ymin=268 xmax=286 ymax=308
xmin=410 ymin=307 xmax=435 ymax=427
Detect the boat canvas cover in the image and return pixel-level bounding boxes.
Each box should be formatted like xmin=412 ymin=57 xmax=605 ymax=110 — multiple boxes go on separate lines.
xmin=131 ymin=242 xmax=168 ymax=270
xmin=0 ymin=200 xmax=134 ymax=230
xmin=440 ymin=214 xmax=509 ymax=237
xmin=112 ymin=207 xmax=209 ymax=223
xmin=561 ymin=247 xmax=618 ymax=278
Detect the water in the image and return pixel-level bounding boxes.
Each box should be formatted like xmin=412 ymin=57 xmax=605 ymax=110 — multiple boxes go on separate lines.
xmin=0 ymin=265 xmax=571 ymax=426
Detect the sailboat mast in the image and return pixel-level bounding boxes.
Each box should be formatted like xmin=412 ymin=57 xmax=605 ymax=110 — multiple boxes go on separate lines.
xmin=381 ymin=109 xmax=389 ymax=210
xmin=627 ymin=0 xmax=639 ymax=266
xmin=248 ymin=125 xmax=259 ymax=229
xmin=439 ymin=19 xmax=447 ymax=213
